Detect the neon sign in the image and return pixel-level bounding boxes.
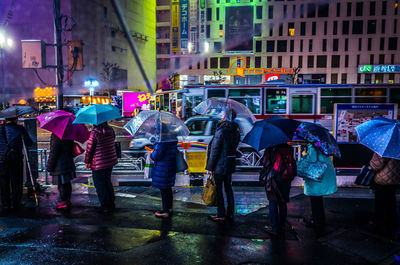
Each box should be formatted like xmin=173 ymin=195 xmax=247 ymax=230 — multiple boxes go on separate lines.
xmin=228 ymin=57 xmax=294 ymax=77
xmin=358 ymin=65 xmax=400 ymax=74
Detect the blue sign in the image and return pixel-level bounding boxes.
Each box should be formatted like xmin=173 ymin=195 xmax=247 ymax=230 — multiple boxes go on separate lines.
xmin=180 ymin=0 xmax=189 ymax=50
xmin=358 ymin=65 xmax=400 ymax=74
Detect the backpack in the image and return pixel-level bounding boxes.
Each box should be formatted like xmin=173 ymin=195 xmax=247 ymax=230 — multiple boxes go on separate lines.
xmin=272 ymin=148 xmax=297 ymax=182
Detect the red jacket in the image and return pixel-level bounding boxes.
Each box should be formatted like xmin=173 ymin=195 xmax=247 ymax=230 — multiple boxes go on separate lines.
xmin=85 ymin=125 xmax=118 ymax=171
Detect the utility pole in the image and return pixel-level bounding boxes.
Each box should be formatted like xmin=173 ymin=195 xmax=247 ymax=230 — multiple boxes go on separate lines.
xmin=0 ymin=48 xmax=5 ymax=109
xmin=54 ymin=0 xmax=64 ymax=110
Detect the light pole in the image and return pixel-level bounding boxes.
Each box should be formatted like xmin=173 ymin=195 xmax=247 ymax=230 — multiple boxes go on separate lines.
xmin=84 ymin=79 xmax=99 ymax=105
xmin=0 ymin=31 xmax=13 ymax=109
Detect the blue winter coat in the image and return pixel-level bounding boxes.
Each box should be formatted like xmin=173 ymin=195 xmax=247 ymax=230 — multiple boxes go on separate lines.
xmin=150 ymin=141 xmax=178 ymax=189
xmin=0 ymin=123 xmax=33 ymax=166
xmin=303 ymin=144 xmax=337 ymax=196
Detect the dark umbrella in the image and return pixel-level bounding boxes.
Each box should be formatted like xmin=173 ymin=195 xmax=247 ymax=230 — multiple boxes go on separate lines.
xmin=0 ymin=106 xmax=37 ymax=119
xmin=295 ymin=122 xmax=341 ymax=157
xmin=242 ymin=116 xmax=301 ymax=151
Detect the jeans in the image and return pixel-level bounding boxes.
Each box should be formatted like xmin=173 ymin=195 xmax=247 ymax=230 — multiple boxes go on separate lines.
xmin=214 ymin=173 xmax=234 ymax=218
xmin=0 ymin=160 xmax=23 ymax=208
xmin=375 ymin=184 xmax=397 ymax=236
xmin=92 ymin=168 xmax=115 ymax=208
xmin=269 ymin=200 xmax=287 ymax=232
xmin=309 ymin=196 xmax=326 ymax=228
xmin=160 ymin=188 xmax=173 ymax=212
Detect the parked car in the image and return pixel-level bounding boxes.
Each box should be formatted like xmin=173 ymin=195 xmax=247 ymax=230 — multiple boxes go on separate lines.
xmin=129 ymin=115 xmax=261 ymax=166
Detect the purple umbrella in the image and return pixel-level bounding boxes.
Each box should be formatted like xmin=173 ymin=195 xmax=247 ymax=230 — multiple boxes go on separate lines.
xmin=37 ymin=110 xmax=90 ymax=144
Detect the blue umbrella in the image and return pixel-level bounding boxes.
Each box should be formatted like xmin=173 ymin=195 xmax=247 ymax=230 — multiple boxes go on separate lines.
xmin=296 ymin=122 xmax=341 ymax=157
xmin=355 ymin=117 xmax=400 ymax=159
xmin=242 ymin=116 xmax=301 ymax=151
xmin=73 ymin=104 xmax=121 ymax=125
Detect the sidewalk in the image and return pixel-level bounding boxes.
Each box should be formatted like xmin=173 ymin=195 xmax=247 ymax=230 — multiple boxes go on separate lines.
xmin=0 ymin=184 xmax=399 ymax=264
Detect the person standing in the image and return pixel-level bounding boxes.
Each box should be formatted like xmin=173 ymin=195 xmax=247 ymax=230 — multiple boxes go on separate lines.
xmin=206 ymin=110 xmax=241 ymax=222
xmin=46 ymin=133 xmax=76 ymax=210
xmin=150 ymin=136 xmax=178 ymax=219
xmin=0 ymin=118 xmax=33 ymax=212
xmin=302 ymin=143 xmax=337 ymax=235
xmin=369 ymin=152 xmax=400 ymax=238
xmin=261 ymin=144 xmax=296 ymax=236
xmin=85 ymin=122 xmax=118 ymax=213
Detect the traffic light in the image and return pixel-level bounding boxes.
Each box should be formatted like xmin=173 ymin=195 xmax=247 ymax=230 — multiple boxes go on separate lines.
xmin=67 ymin=40 xmax=83 ymax=71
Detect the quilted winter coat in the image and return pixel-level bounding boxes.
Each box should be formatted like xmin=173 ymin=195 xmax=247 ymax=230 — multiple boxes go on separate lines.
xmin=370 ymin=153 xmax=400 ymax=185
xmin=150 ymin=141 xmax=178 ymax=189
xmin=85 ymin=124 xmax=118 ymax=171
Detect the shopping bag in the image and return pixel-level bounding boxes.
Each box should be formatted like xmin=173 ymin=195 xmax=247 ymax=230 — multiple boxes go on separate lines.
xmin=354 ymin=165 xmax=375 ymax=186
xmin=296 ymin=156 xmax=327 ymax=182
xmin=144 ymin=152 xmax=153 ymax=179
xmin=202 ymin=175 xmax=217 ymax=206
xmin=73 ymin=142 xmax=85 ymax=157
xmin=176 ymin=150 xmax=188 ymax=172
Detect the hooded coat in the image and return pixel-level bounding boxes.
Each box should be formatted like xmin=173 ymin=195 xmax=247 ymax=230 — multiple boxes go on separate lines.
xmin=206 ymin=121 xmax=241 ymax=175
xmin=151 ymin=141 xmax=178 ymax=189
xmin=85 ymin=124 xmax=118 ymax=171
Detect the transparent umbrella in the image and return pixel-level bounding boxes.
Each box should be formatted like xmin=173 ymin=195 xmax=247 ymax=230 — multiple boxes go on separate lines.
xmin=193 ymin=98 xmax=256 ymax=123
xmin=123 ymin=110 xmax=190 ymax=142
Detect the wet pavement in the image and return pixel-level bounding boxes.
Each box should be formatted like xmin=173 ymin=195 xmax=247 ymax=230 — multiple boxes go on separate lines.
xmin=0 ymin=184 xmax=399 ymax=265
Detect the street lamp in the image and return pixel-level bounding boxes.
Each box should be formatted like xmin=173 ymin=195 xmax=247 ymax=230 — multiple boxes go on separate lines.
xmin=0 ymin=31 xmax=13 ymax=109
xmin=84 ymin=79 xmax=99 ymax=105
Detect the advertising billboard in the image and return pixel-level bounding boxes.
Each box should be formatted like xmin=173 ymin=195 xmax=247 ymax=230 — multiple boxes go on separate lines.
xmin=180 ymin=0 xmax=189 ymax=50
xmin=225 ymin=6 xmax=254 ymax=53
xmin=171 ymin=0 xmax=180 ymax=53
xmin=333 ymin=103 xmax=398 ymax=143
xmin=122 ymin=92 xmax=151 ymax=116
xmin=198 ymin=0 xmax=206 ymax=52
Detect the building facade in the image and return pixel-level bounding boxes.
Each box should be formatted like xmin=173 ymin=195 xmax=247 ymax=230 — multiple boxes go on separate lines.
xmin=1 ymin=0 xmax=156 ymax=105
xmin=156 ymin=0 xmax=400 ymax=86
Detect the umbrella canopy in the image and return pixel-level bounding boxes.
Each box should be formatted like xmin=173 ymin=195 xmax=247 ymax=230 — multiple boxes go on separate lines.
xmin=73 ymin=104 xmax=121 ymax=125
xmin=193 ymin=98 xmax=256 ymax=123
xmin=296 ymin=122 xmax=341 ymax=157
xmin=124 ymin=110 xmax=189 ymax=142
xmin=37 ymin=110 xmax=90 ymax=143
xmin=355 ymin=117 xmax=400 ymax=159
xmin=242 ymin=116 xmax=301 ymax=151
xmin=0 ymin=106 xmax=37 ymax=119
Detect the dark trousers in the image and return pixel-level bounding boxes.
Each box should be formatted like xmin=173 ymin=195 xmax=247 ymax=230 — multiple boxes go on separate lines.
xmin=375 ymin=184 xmax=397 ymax=236
xmin=92 ymin=168 xmax=115 ymax=208
xmin=214 ymin=173 xmax=234 ymax=218
xmin=58 ymin=182 xmax=72 ymax=202
xmin=0 ymin=160 xmax=23 ymax=208
xmin=269 ymin=200 xmax=287 ymax=232
xmin=309 ymin=196 xmax=326 ymax=228
xmin=160 ymin=188 xmax=173 ymax=212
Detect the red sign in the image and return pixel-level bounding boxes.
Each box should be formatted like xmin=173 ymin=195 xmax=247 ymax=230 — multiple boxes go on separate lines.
xmin=265 ymin=74 xmax=280 ymax=82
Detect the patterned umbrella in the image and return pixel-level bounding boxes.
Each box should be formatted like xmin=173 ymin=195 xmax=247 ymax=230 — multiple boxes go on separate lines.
xmin=355 ymin=117 xmax=400 ymax=159
xmin=296 ymin=122 xmax=341 ymax=157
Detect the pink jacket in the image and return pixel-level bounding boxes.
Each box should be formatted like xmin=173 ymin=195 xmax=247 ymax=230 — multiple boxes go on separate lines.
xmin=85 ymin=125 xmax=118 ymax=171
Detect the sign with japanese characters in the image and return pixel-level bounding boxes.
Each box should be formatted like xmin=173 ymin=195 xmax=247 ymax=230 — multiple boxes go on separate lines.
xmin=180 ymin=0 xmax=189 ymax=50
xmin=358 ymin=65 xmax=400 ymax=74
xmin=171 ymin=0 xmax=180 ymax=53
xmin=122 ymin=92 xmax=151 ymax=116
xmin=198 ymin=0 xmax=206 ymax=52
xmin=333 ymin=103 xmax=398 ymax=143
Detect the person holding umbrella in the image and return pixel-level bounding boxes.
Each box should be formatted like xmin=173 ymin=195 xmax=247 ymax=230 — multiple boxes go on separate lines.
xmin=243 ymin=116 xmax=300 ymax=236
xmin=0 ymin=116 xmax=33 ymax=212
xmin=356 ymin=117 xmax=400 ymax=238
xmin=296 ymin=122 xmax=340 ymax=236
xmin=123 ymin=110 xmax=190 ymax=218
xmin=74 ymin=104 xmax=121 ymax=213
xmin=37 ymin=110 xmax=89 ymax=210
xmin=206 ymin=109 xmax=241 ymax=222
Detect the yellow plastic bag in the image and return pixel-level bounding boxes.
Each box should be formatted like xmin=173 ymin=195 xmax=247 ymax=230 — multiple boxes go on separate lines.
xmin=202 ymin=175 xmax=217 ymax=206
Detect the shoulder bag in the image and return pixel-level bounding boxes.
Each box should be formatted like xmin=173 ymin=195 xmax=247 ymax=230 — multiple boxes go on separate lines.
xmin=202 ymin=174 xmax=217 ymax=206
xmin=296 ymin=152 xmax=327 ymax=182
xmin=354 ymin=165 xmax=376 ymax=186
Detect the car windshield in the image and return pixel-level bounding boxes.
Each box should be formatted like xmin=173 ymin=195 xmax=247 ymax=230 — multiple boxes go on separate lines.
xmin=186 ymin=119 xmax=208 ymax=135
